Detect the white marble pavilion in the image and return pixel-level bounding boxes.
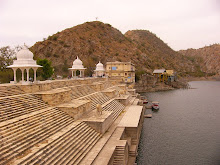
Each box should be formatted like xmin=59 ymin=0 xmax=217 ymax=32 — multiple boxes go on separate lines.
xmin=94 ymin=61 xmax=105 ymax=77
xmin=7 ymin=47 xmax=42 ymax=84
xmin=69 ymin=56 xmax=86 ymax=78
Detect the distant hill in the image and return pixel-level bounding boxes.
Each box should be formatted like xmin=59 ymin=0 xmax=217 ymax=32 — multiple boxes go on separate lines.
xmin=30 ymin=21 xmax=199 ymax=77
xmin=179 ymin=44 xmax=220 ymax=76
xmin=124 ymin=30 xmax=195 ymax=74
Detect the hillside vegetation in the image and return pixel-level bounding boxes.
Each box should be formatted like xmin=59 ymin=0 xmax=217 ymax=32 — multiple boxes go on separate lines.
xmin=30 ymin=21 xmax=211 ymax=77
xmin=179 ymin=44 xmax=220 ymax=76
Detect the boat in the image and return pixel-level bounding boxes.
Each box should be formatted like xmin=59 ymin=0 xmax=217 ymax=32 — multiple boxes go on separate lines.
xmin=152 ymin=101 xmax=159 ymax=110
xmin=143 ymin=99 xmax=148 ymax=104
xmin=140 ymin=96 xmax=148 ymax=104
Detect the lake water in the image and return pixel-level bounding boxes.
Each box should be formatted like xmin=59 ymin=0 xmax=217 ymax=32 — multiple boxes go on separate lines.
xmin=136 ymin=81 xmax=220 ymax=165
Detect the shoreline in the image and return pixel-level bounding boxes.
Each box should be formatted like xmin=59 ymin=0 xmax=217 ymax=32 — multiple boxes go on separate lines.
xmin=135 ymin=75 xmax=220 ymax=93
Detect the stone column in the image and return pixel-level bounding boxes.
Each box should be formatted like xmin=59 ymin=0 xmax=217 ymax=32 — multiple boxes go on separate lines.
xmin=72 ymin=70 xmax=73 ymax=77
xmin=21 ymin=68 xmax=24 ymax=83
xmin=80 ymin=70 xmax=82 ymax=77
xmin=26 ymin=68 xmax=30 ymax=82
xmin=74 ymin=70 xmax=76 ymax=77
xmin=12 ymin=68 xmax=17 ymax=83
xmin=33 ymin=68 xmax=37 ymax=82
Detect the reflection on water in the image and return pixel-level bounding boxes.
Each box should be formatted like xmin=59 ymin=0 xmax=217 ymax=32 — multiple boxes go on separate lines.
xmin=137 ymin=81 xmax=220 ymax=165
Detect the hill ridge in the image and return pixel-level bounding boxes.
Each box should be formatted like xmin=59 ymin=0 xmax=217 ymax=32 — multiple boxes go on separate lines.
xmin=31 ymin=21 xmax=216 ymax=77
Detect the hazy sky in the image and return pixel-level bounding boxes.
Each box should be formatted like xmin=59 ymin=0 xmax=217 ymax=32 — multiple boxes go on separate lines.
xmin=0 ymin=0 xmax=219 ymax=50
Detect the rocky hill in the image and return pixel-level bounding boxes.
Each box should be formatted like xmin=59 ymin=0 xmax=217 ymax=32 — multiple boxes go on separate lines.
xmin=124 ymin=30 xmax=195 ymax=75
xmin=179 ymin=44 xmax=220 ymax=76
xmin=30 ymin=21 xmax=197 ymax=77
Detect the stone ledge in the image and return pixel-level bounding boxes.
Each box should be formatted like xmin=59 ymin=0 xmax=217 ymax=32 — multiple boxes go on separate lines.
xmin=57 ymin=100 xmax=91 ymax=120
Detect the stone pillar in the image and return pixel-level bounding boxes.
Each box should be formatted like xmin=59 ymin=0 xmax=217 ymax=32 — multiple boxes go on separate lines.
xmin=74 ymin=70 xmax=76 ymax=77
xmin=80 ymin=70 xmax=82 ymax=77
xmin=72 ymin=70 xmax=73 ymax=77
xmin=12 ymin=68 xmax=17 ymax=83
xmin=33 ymin=68 xmax=37 ymax=82
xmin=26 ymin=68 xmax=30 ymax=82
xmin=21 ymin=68 xmax=24 ymax=83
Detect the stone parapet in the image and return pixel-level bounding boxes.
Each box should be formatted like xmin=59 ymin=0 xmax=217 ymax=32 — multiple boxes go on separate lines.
xmin=35 ymin=88 xmax=71 ymax=106
xmin=115 ymin=95 xmax=130 ymax=106
xmin=57 ymin=100 xmax=91 ymax=120
xmin=83 ymin=111 xmax=113 ymax=134
xmin=102 ymin=89 xmax=118 ymax=99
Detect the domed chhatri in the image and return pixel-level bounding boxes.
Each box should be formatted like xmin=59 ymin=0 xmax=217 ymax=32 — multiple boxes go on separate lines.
xmin=7 ymin=46 xmax=42 ymax=84
xmin=94 ymin=61 xmax=105 ymax=77
xmin=69 ymin=56 xmax=86 ymax=78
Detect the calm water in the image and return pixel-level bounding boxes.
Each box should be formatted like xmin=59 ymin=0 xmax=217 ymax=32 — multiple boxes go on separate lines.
xmin=137 ymin=81 xmax=220 ymax=165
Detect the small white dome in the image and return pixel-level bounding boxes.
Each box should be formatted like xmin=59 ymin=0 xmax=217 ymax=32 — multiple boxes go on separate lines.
xmin=73 ymin=56 xmax=83 ymax=66
xmin=16 ymin=47 xmax=34 ymax=60
xmin=95 ymin=61 xmax=105 ymax=71
xmin=70 ymin=56 xmax=86 ymax=70
xmin=97 ymin=61 xmax=103 ymax=67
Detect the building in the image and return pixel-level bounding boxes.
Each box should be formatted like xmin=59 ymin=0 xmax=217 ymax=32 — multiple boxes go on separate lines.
xmin=69 ymin=56 xmax=86 ymax=78
xmin=153 ymin=69 xmax=177 ymax=82
xmin=153 ymin=69 xmax=166 ymax=82
xmin=105 ymin=61 xmax=135 ymax=83
xmin=7 ymin=46 xmax=42 ymax=84
xmin=94 ymin=61 xmax=105 ymax=77
xmin=166 ymin=70 xmax=177 ymax=82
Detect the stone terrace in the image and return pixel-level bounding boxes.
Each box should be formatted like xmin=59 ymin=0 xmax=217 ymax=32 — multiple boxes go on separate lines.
xmin=0 ymin=78 xmax=143 ymax=165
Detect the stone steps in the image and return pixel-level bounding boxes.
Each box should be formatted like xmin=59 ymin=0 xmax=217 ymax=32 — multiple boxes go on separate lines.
xmin=103 ymin=100 xmax=125 ymax=121
xmin=0 ymin=107 xmax=74 ymax=165
xmin=113 ymin=146 xmax=125 ymax=165
xmin=70 ymin=85 xmax=96 ymax=99
xmin=80 ymin=92 xmax=111 ymax=110
xmin=0 ymin=86 xmax=24 ymax=98
xmin=0 ymin=94 xmax=48 ymax=122
xmin=18 ymin=122 xmax=101 ymax=165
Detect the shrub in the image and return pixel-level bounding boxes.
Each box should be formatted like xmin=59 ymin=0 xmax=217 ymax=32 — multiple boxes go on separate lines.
xmin=37 ymin=59 xmax=54 ymax=80
xmin=52 ymin=36 xmax=58 ymax=41
xmin=64 ymin=44 xmax=70 ymax=47
xmin=46 ymin=52 xmax=51 ymax=57
xmin=59 ymin=41 xmax=64 ymax=44
xmin=53 ymin=54 xmax=59 ymax=58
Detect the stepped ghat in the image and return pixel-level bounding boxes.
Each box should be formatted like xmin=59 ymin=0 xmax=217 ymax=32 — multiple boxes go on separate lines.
xmin=0 ymin=77 xmax=144 ymax=165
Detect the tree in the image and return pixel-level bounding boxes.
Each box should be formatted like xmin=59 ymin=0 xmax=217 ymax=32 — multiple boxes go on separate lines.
xmin=37 ymin=59 xmax=54 ymax=80
xmin=0 ymin=46 xmax=22 ymax=83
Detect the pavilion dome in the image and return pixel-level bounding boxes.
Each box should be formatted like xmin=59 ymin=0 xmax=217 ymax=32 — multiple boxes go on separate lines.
xmin=7 ymin=47 xmax=41 ymax=68
xmin=70 ymin=56 xmax=86 ymax=70
xmin=95 ymin=61 xmax=105 ymax=71
xmin=16 ymin=47 xmax=34 ymax=60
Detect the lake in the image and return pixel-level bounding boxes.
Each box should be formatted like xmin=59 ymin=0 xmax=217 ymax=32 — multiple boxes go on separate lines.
xmin=136 ymin=81 xmax=220 ymax=165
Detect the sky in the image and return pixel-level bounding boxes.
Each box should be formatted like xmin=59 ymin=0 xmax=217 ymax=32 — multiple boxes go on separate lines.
xmin=0 ymin=0 xmax=220 ymax=51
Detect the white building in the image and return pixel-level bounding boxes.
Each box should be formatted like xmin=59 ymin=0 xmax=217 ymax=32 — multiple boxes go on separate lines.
xmin=94 ymin=61 xmax=105 ymax=77
xmin=7 ymin=46 xmax=42 ymax=84
xmin=69 ymin=56 xmax=86 ymax=78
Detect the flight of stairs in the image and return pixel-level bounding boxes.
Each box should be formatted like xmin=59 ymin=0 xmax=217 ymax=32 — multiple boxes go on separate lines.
xmin=18 ymin=122 xmax=101 ymax=165
xmin=113 ymin=146 xmax=125 ymax=165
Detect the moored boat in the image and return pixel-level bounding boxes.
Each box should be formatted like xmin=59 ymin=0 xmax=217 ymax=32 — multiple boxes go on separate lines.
xmin=152 ymin=101 xmax=159 ymax=110
xmin=140 ymin=96 xmax=148 ymax=104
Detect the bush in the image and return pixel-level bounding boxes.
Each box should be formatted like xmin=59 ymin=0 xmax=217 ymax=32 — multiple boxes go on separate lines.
xmin=59 ymin=41 xmax=64 ymax=44
xmin=64 ymin=44 xmax=70 ymax=47
xmin=0 ymin=70 xmax=13 ymax=83
xmin=37 ymin=59 xmax=54 ymax=80
xmin=46 ymin=52 xmax=51 ymax=57
xmin=53 ymin=54 xmax=59 ymax=58
xmin=135 ymin=70 xmax=145 ymax=82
